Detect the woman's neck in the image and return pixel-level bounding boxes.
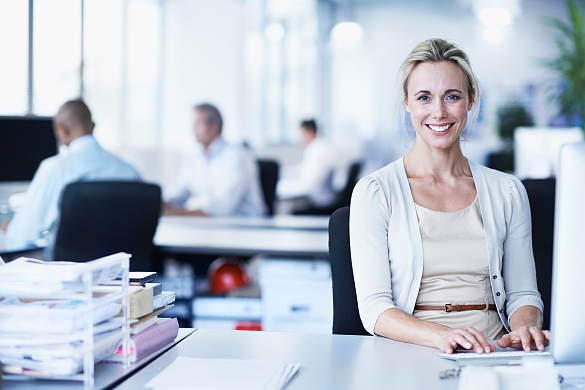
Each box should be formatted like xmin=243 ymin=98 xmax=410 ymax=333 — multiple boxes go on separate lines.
xmin=404 ymin=142 xmax=470 ymax=181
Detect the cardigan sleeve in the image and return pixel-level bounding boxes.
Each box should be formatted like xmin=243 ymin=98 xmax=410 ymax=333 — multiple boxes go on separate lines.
xmin=502 ymin=176 xmax=544 ymax=319
xmin=349 ymin=175 xmax=396 ymax=335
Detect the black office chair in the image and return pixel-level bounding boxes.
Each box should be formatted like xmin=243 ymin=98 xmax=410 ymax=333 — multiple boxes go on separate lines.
xmin=52 ymin=181 xmax=162 ymax=271
xmin=328 ymin=206 xmax=370 ymax=335
xmin=257 ymin=159 xmax=280 ymax=216
xmin=522 ymin=178 xmax=556 ymax=330
xmin=335 ymin=161 xmax=362 ymax=210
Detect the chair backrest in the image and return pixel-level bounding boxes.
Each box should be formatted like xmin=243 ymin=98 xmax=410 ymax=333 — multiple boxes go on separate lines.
xmin=257 ymin=159 xmax=280 ymax=216
xmin=328 ymin=206 xmax=370 ymax=335
xmin=53 ymin=181 xmax=162 ymax=271
xmin=522 ymin=178 xmax=556 ymax=330
xmin=335 ymin=162 xmax=362 ymax=209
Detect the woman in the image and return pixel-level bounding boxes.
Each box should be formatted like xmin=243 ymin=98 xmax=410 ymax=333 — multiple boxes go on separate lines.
xmin=349 ymin=38 xmax=549 ymax=354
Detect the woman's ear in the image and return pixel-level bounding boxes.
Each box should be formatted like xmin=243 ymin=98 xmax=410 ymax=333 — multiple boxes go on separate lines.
xmin=468 ymin=91 xmax=475 ymax=111
xmin=404 ymin=93 xmax=411 ymax=113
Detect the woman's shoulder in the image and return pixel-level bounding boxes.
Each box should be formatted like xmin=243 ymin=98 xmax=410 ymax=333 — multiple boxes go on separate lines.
xmin=353 ymin=158 xmax=405 ymax=200
xmin=468 ymin=160 xmax=525 ymax=195
xmin=363 ymin=158 xmax=404 ymax=181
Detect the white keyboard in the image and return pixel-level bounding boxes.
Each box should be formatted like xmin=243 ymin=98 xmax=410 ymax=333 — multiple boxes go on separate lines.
xmin=439 ymin=350 xmax=551 ymax=364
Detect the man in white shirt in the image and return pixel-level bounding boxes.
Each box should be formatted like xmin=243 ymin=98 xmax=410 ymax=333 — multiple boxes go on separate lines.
xmin=163 ymin=103 xmax=266 ymax=217
xmin=276 ymin=119 xmax=337 ymax=212
xmin=5 ymin=99 xmax=141 ymax=249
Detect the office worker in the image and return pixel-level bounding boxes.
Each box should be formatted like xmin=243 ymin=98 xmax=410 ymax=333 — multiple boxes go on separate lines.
xmin=6 ymin=99 xmax=141 ymax=249
xmin=276 ymin=119 xmax=337 ymax=212
xmin=349 ymin=38 xmax=549 ymax=354
xmin=163 ymin=103 xmax=266 ymax=217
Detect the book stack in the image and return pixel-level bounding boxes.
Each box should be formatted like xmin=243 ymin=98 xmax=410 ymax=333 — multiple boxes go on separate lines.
xmin=100 ymin=272 xmax=179 ymax=363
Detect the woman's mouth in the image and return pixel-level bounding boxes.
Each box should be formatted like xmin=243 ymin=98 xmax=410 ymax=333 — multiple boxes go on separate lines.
xmin=426 ymin=124 xmax=454 ymax=133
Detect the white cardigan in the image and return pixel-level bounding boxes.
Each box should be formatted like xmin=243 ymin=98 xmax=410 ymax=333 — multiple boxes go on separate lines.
xmin=349 ymin=157 xmax=543 ymax=335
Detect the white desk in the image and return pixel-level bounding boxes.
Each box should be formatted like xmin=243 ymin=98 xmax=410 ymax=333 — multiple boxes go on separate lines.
xmin=154 ymin=216 xmax=329 ymax=258
xmin=2 ymin=329 xmax=195 ymax=390
xmin=158 ymin=215 xmax=329 ymax=231
xmin=115 ymin=329 xmax=459 ymax=390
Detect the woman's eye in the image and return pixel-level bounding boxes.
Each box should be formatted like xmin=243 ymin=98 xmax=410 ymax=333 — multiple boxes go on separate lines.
xmin=418 ymin=96 xmax=430 ymax=101
xmin=446 ymin=95 xmax=460 ymax=101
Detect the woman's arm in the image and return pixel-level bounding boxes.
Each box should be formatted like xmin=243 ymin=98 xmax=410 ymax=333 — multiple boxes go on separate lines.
xmin=497 ymin=305 xmax=550 ymax=351
xmin=497 ymin=178 xmax=548 ymax=351
xmin=374 ymin=308 xmax=495 ymax=354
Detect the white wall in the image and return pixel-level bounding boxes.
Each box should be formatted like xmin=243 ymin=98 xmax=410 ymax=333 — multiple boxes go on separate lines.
xmin=161 ymin=0 xmax=246 ymax=149
xmin=129 ymin=0 xmax=247 ymax=189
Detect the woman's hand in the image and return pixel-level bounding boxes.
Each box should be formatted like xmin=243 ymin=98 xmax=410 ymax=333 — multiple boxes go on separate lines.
xmin=497 ymin=326 xmax=550 ymax=352
xmin=435 ymin=327 xmax=496 ymax=354
xmin=497 ymin=305 xmax=550 ymax=352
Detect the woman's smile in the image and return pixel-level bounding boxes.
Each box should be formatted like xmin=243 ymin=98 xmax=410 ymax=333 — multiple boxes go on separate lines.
xmin=426 ymin=123 xmax=454 ymax=133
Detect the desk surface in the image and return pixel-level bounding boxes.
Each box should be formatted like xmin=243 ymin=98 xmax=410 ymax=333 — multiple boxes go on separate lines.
xmin=115 ymin=329 xmax=458 ymax=390
xmin=159 ymin=215 xmax=330 ymax=231
xmin=154 ymin=216 xmax=329 ymax=258
xmin=2 ymin=329 xmax=195 ymax=390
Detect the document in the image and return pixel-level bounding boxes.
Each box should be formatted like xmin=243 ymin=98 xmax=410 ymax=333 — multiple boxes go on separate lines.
xmin=145 ymin=356 xmax=300 ymax=390
xmin=557 ymin=364 xmax=585 ymax=389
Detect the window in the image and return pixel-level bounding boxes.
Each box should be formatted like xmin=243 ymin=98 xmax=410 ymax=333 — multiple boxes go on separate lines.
xmin=0 ymin=1 xmax=28 ymax=115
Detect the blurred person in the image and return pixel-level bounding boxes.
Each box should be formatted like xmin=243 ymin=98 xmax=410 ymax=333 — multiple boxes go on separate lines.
xmin=163 ymin=103 xmax=266 ymax=217
xmin=6 ymin=99 xmax=141 ymax=249
xmin=276 ymin=119 xmax=337 ymax=213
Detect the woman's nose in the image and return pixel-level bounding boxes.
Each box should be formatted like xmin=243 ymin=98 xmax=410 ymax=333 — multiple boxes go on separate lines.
xmin=431 ymin=101 xmax=447 ymax=119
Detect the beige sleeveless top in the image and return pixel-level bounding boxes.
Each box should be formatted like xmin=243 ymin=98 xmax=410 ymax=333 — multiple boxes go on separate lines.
xmin=413 ymin=196 xmax=505 ymax=340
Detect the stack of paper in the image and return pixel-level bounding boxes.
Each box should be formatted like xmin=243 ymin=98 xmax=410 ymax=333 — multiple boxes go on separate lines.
xmin=0 ymin=254 xmax=130 ymax=378
xmin=144 ymin=356 xmax=300 ymax=390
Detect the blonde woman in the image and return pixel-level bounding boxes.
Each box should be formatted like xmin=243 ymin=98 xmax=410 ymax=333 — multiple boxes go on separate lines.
xmin=350 ymin=38 xmax=549 ymax=354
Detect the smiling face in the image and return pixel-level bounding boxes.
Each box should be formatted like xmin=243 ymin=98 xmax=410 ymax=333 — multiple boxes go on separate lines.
xmin=404 ymin=60 xmax=474 ymax=152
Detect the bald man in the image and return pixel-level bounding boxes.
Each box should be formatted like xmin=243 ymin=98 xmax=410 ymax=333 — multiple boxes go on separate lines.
xmin=6 ymin=99 xmax=141 ymax=250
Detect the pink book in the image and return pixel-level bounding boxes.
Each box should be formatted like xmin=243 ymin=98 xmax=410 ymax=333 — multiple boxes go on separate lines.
xmin=102 ymin=317 xmax=179 ymax=363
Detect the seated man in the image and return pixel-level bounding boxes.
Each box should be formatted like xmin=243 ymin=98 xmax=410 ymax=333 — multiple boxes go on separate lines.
xmin=6 ymin=99 xmax=142 ymax=249
xmin=276 ymin=119 xmax=337 ymax=212
xmin=164 ymin=103 xmax=266 ymax=217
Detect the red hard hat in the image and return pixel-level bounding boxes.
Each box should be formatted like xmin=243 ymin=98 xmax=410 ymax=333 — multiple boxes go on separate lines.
xmin=207 ymin=258 xmax=250 ymax=294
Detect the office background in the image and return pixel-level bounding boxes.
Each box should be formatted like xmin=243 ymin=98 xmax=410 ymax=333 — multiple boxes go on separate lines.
xmin=0 ymin=0 xmax=572 ymax=190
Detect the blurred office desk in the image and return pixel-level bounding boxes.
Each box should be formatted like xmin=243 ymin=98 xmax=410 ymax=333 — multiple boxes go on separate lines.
xmin=158 ymin=215 xmax=329 ymax=231
xmin=1 ymin=328 xmax=195 ymax=390
xmin=154 ymin=215 xmax=330 ymax=258
xmin=0 ymin=241 xmax=45 ymax=261
xmin=114 ymin=328 xmax=458 ymax=390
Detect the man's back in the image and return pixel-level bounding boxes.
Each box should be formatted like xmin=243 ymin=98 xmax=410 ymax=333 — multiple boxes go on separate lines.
xmin=277 ymin=136 xmax=337 ymax=208
xmin=6 ymin=135 xmax=141 ymax=249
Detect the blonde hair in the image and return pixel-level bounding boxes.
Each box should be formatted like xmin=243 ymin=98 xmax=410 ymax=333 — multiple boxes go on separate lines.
xmin=398 ymin=38 xmax=480 ymax=138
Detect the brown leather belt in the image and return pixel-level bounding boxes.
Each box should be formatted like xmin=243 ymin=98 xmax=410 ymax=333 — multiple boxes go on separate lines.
xmin=414 ymin=304 xmax=497 ymax=312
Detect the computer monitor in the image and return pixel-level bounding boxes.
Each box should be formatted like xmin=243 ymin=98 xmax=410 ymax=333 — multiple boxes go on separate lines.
xmin=514 ymin=127 xmax=583 ymax=180
xmin=550 ymin=142 xmax=585 ymax=364
xmin=0 ymin=116 xmax=58 ymax=182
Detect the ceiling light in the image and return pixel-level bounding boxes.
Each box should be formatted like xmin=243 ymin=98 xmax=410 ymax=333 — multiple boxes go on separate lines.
xmin=330 ymin=22 xmax=363 ymax=44
xmin=264 ymin=22 xmax=285 ymax=42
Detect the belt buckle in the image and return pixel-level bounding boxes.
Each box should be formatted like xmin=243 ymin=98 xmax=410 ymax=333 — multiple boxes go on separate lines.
xmin=444 ymin=304 xmax=461 ymax=312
